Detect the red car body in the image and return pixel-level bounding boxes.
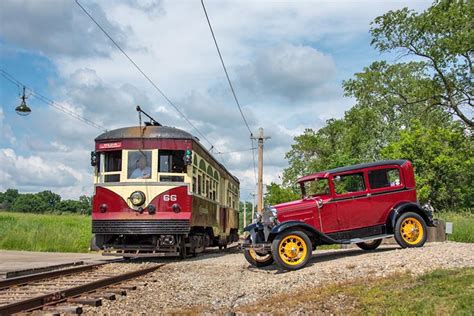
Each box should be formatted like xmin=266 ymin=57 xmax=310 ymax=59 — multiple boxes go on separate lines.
xmin=242 ymin=160 xmax=437 ymax=270
xmin=276 ymin=160 xmax=418 ymax=238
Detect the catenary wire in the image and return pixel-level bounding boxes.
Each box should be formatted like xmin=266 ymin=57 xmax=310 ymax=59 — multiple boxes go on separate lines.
xmin=75 ymin=0 xmax=215 ymax=149
xmin=218 ymin=148 xmax=256 ymax=155
xmin=1 ymin=69 xmax=107 ymax=132
xmin=200 ymin=0 xmax=258 ymax=185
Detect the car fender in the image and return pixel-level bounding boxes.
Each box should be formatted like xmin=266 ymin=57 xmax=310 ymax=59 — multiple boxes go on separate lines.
xmin=387 ymin=202 xmax=436 ymax=233
xmin=269 ymin=221 xmax=339 ymax=244
xmin=243 ymin=223 xmax=259 ymax=233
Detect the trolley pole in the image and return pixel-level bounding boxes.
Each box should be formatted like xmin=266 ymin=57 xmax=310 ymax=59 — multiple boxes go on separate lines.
xmin=251 ymin=128 xmax=270 ymax=214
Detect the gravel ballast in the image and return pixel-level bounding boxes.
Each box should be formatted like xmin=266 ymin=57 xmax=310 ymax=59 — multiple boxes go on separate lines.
xmin=85 ymin=242 xmax=474 ymax=314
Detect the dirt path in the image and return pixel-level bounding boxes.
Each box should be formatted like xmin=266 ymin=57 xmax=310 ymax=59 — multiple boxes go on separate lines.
xmin=85 ymin=242 xmax=474 ymax=314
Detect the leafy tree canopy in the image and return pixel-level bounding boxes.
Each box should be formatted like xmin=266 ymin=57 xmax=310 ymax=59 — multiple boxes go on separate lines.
xmin=268 ymin=0 xmax=473 ymax=212
xmin=345 ymin=0 xmax=473 ymax=127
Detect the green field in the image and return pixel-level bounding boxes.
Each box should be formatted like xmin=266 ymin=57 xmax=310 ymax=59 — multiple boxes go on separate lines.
xmin=437 ymin=211 xmax=474 ymax=243
xmin=0 ymin=211 xmax=472 ymax=253
xmin=238 ymin=268 xmax=474 ymax=315
xmin=0 ymin=212 xmax=91 ymax=253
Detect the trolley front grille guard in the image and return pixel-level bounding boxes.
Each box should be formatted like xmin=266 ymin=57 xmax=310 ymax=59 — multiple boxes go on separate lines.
xmin=92 ymin=220 xmax=191 ymax=235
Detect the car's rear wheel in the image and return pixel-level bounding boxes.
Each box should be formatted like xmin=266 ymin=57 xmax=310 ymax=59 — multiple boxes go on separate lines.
xmin=272 ymin=230 xmax=312 ymax=270
xmin=394 ymin=212 xmax=427 ymax=248
xmin=356 ymin=239 xmax=382 ymax=250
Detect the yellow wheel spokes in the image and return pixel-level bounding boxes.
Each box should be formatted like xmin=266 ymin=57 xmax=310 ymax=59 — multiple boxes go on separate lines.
xmin=400 ymin=217 xmax=424 ymax=245
xmin=249 ymin=249 xmax=271 ymax=263
xmin=279 ymin=235 xmax=307 ymax=266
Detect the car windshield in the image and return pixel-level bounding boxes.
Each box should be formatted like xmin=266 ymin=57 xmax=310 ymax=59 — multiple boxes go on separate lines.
xmin=302 ymin=178 xmax=329 ymax=197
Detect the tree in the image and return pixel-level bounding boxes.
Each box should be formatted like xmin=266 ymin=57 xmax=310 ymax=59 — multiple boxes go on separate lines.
xmin=239 ymin=201 xmax=254 ymax=231
xmin=78 ymin=195 xmax=92 ymax=215
xmin=381 ymin=121 xmax=473 ymax=210
xmin=11 ymin=194 xmax=48 ymax=213
xmin=57 ymin=200 xmax=83 ymax=213
xmin=345 ymin=0 xmax=473 ymax=127
xmin=1 ymin=189 xmax=19 ymax=210
xmin=37 ymin=190 xmax=61 ymax=210
xmin=265 ymin=182 xmax=300 ymax=205
xmin=280 ymin=0 xmax=473 ymax=212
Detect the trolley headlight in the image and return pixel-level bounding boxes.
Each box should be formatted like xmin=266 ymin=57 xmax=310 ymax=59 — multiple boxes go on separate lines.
xmin=130 ymin=191 xmax=146 ymax=206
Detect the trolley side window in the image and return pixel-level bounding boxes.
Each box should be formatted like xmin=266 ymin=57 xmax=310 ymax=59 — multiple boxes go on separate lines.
xmin=127 ymin=151 xmax=152 ymax=179
xmin=158 ymin=150 xmax=185 ymax=173
xmin=100 ymin=151 xmax=122 ymax=183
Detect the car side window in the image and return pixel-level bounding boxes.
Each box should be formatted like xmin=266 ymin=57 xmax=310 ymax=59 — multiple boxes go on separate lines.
xmin=333 ymin=173 xmax=365 ymax=195
xmin=368 ymin=168 xmax=401 ymax=189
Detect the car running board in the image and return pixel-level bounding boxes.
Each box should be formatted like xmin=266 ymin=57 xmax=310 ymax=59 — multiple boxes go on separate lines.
xmin=339 ymin=234 xmax=394 ymax=244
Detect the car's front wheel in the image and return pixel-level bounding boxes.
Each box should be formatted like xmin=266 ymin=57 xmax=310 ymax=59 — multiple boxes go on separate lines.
xmin=243 ymin=248 xmax=274 ymax=267
xmin=356 ymin=239 xmax=382 ymax=250
xmin=272 ymin=230 xmax=312 ymax=270
xmin=394 ymin=212 xmax=427 ymax=248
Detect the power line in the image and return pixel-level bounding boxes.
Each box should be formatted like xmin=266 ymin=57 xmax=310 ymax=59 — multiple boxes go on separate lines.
xmin=200 ymin=0 xmax=252 ymax=136
xmin=75 ymin=0 xmax=215 ymax=149
xmin=201 ymin=0 xmax=258 ymax=185
xmin=1 ymin=69 xmax=107 ymax=132
xmin=218 ymin=148 xmax=256 ymax=155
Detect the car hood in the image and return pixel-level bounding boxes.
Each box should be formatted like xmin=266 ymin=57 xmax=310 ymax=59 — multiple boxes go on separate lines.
xmin=273 ymin=199 xmax=305 ymax=210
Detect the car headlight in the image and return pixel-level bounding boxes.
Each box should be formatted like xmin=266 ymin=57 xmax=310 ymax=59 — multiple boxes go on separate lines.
xmin=130 ymin=191 xmax=146 ymax=206
xmin=270 ymin=207 xmax=278 ymax=217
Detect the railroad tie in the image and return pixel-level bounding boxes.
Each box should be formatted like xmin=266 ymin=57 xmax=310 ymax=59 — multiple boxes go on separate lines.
xmin=68 ymin=297 xmax=102 ymax=307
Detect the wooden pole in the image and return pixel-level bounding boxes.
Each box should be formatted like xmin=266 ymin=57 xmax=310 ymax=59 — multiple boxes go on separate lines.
xmin=243 ymin=201 xmax=247 ymax=227
xmin=251 ymin=128 xmax=270 ymax=213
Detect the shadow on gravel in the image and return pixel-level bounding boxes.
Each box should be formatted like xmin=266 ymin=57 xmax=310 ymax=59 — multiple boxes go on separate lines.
xmin=245 ymin=246 xmax=400 ymax=273
xmin=310 ymin=246 xmax=399 ymax=264
xmin=118 ymin=244 xmax=241 ymax=265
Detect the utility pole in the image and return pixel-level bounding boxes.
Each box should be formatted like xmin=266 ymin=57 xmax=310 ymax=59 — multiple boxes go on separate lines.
xmin=251 ymin=128 xmax=270 ymax=214
xmin=243 ymin=201 xmax=247 ymax=227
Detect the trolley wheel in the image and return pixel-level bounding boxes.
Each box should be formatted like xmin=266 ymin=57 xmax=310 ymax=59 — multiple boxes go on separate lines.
xmin=179 ymin=239 xmax=187 ymax=259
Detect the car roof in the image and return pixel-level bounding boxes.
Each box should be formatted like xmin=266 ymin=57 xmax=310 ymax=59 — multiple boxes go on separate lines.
xmin=297 ymin=159 xmax=408 ymax=182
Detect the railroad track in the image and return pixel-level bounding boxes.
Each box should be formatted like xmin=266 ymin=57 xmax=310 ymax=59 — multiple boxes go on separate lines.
xmin=0 ymin=262 xmax=163 ymax=315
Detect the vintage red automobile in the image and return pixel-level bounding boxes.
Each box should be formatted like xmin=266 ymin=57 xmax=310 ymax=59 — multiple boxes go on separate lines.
xmin=241 ymin=160 xmax=437 ymax=270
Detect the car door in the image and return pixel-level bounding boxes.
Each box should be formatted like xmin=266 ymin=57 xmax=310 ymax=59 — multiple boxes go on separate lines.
xmin=367 ymin=165 xmax=412 ymax=225
xmin=331 ymin=171 xmax=372 ymax=231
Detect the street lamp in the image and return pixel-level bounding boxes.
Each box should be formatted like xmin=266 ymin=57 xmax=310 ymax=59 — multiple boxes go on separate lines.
xmin=15 ymin=86 xmax=31 ymax=116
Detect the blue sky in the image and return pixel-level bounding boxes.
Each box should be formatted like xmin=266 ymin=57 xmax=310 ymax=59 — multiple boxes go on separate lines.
xmin=0 ymin=0 xmax=432 ymax=199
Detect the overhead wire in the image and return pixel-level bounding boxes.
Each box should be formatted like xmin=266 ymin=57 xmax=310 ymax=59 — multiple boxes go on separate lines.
xmin=75 ymin=0 xmax=215 ymax=150
xmin=200 ymin=0 xmax=258 ymax=185
xmin=0 ymin=69 xmax=107 ymax=132
xmin=218 ymin=148 xmax=256 ymax=155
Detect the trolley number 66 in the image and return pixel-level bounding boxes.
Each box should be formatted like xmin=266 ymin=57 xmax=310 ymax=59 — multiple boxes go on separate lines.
xmin=163 ymin=195 xmax=177 ymax=202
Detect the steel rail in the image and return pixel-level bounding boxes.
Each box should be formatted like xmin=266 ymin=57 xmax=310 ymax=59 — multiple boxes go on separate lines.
xmin=0 ymin=263 xmax=104 ymax=290
xmin=0 ymin=264 xmax=161 ymax=315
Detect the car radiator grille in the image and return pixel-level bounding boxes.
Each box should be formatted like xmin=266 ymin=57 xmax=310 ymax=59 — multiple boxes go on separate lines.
xmin=92 ymin=220 xmax=191 ymax=235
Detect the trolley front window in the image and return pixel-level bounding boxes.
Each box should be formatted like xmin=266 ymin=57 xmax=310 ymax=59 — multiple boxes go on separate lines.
xmin=127 ymin=150 xmax=152 ymax=179
xmin=100 ymin=151 xmax=122 ymax=182
xmin=158 ymin=150 xmax=185 ymax=173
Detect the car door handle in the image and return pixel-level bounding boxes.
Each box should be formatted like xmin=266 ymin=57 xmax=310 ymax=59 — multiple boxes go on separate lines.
xmin=366 ymin=193 xmax=371 ymax=197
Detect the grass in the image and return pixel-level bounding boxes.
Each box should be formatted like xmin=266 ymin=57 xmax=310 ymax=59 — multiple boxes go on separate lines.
xmin=236 ymin=268 xmax=474 ymax=315
xmin=0 ymin=211 xmax=91 ymax=253
xmin=437 ymin=211 xmax=474 ymax=243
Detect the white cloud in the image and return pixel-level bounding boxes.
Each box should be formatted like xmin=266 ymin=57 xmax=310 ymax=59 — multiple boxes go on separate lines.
xmin=237 ymin=44 xmax=336 ymax=101
xmin=0 ymin=148 xmax=83 ymax=195
xmin=0 ymin=0 xmax=131 ymax=57
xmin=0 ymin=107 xmax=17 ymax=145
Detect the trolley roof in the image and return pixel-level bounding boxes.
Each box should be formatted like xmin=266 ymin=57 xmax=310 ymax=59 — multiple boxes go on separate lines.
xmin=95 ymin=126 xmax=239 ymax=184
xmin=95 ymin=126 xmax=195 ymax=141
